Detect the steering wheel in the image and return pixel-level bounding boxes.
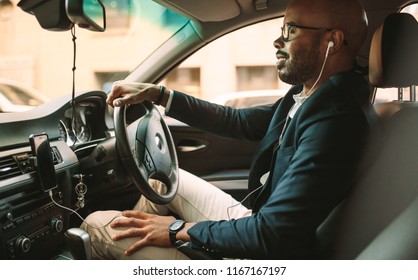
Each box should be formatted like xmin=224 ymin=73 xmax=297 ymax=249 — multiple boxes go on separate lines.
xmin=113 ymin=101 xmax=179 ymax=204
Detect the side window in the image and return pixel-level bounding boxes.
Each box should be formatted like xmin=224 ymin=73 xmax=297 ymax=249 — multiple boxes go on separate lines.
xmin=162 ymin=18 xmax=290 ymax=108
xmin=374 ymin=4 xmax=417 ymax=103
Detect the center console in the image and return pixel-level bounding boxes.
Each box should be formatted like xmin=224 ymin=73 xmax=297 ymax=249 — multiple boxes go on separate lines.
xmin=0 ymin=187 xmax=65 ymax=259
xmin=0 ymin=141 xmax=79 ymax=259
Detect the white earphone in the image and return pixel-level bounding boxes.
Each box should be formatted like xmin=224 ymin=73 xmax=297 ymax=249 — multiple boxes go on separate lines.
xmin=325 ymin=41 xmax=334 ymax=59
xmin=304 ymin=40 xmax=334 ymax=97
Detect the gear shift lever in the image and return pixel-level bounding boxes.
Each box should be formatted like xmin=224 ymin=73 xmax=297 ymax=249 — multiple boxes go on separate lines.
xmin=64 ymin=228 xmax=92 ymax=260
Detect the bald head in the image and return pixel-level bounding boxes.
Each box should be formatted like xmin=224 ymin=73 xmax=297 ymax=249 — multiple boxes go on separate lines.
xmin=286 ymin=0 xmax=368 ymax=58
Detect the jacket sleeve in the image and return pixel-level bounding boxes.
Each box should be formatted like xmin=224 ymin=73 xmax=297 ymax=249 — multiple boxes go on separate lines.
xmin=166 ymin=91 xmax=278 ymax=141
xmin=187 ymin=109 xmax=370 ymax=259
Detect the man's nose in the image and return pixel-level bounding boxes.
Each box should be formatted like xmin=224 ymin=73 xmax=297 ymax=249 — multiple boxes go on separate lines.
xmin=273 ymin=36 xmax=285 ymax=49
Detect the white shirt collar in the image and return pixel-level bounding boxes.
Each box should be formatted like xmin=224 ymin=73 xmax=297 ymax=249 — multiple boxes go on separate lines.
xmin=288 ymin=93 xmax=309 ymax=118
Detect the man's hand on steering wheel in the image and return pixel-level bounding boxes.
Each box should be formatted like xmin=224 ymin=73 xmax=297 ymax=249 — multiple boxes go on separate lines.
xmin=107 ymin=81 xmax=168 ymax=107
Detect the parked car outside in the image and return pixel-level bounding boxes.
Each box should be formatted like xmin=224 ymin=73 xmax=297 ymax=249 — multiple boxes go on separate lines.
xmin=0 ymin=78 xmax=49 ymax=112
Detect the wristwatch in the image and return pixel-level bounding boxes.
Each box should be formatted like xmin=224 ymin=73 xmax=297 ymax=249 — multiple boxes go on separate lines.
xmin=169 ymin=219 xmax=186 ymax=246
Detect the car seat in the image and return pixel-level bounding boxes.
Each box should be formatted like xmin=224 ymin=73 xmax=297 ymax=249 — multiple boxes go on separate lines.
xmin=316 ymin=12 xmax=418 ymax=259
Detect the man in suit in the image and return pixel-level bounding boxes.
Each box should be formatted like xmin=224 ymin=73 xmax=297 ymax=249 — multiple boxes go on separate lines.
xmin=82 ymin=0 xmax=370 ymax=259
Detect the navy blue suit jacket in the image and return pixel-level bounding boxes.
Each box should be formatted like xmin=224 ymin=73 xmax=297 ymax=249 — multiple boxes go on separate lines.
xmin=166 ymin=70 xmax=372 ymax=259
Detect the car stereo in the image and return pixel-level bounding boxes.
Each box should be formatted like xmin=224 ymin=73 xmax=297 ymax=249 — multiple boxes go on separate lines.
xmin=0 ymin=138 xmax=78 ymax=259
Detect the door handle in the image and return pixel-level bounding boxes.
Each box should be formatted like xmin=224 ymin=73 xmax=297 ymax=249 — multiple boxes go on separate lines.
xmin=176 ymin=139 xmax=208 ymax=153
xmin=177 ymin=144 xmax=207 ymax=153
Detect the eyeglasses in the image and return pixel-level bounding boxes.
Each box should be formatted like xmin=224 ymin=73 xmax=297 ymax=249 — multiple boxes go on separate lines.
xmin=281 ymin=23 xmax=332 ymax=42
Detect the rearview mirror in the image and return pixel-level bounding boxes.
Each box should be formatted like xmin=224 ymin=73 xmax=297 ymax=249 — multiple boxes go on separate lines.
xmin=18 ymin=0 xmax=106 ymax=32
xmin=18 ymin=0 xmax=73 ymax=31
xmin=66 ymin=0 xmax=106 ymax=32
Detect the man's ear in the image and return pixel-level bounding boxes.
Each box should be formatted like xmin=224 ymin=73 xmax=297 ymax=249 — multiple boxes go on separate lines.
xmin=327 ymin=29 xmax=345 ymax=54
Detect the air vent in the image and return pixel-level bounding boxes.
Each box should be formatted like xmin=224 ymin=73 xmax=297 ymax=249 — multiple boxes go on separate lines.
xmin=51 ymin=147 xmax=62 ymax=164
xmin=0 ymin=155 xmax=21 ymax=181
xmin=0 ymin=147 xmax=62 ymax=182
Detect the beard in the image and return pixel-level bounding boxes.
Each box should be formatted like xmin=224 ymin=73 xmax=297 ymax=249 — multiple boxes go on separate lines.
xmin=277 ymin=38 xmax=321 ymax=85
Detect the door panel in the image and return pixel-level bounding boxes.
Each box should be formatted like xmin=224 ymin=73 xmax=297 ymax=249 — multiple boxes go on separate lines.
xmin=166 ymin=118 xmax=259 ymax=201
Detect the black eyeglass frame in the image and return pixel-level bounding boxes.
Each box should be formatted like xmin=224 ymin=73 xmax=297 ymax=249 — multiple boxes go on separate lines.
xmin=281 ymin=23 xmax=332 ymax=42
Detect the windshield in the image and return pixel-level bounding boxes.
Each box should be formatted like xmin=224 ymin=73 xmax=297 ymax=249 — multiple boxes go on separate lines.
xmin=0 ymin=82 xmax=44 ymax=105
xmin=0 ymin=0 xmax=189 ymax=112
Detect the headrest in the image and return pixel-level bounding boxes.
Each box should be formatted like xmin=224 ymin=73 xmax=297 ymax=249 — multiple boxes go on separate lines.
xmin=369 ymin=13 xmax=418 ymax=88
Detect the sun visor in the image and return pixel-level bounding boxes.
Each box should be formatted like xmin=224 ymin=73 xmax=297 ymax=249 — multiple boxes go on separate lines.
xmin=153 ymin=0 xmax=241 ymax=22
xmin=18 ymin=0 xmax=73 ymax=31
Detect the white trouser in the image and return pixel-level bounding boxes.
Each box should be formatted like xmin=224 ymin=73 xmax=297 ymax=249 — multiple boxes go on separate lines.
xmin=80 ymin=169 xmax=251 ymax=259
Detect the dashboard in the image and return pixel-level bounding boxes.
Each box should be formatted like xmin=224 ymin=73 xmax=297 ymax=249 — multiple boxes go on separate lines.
xmin=0 ymin=90 xmax=139 ymax=259
xmin=0 ymin=90 xmax=110 ymax=149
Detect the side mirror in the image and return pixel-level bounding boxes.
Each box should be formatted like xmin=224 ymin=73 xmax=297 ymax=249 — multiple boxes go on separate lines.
xmin=66 ymin=0 xmax=106 ymax=32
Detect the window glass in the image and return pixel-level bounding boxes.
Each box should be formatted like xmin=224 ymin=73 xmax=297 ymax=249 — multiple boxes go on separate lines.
xmin=161 ymin=18 xmax=289 ymax=108
xmin=0 ymin=83 xmax=43 ymax=105
xmin=0 ymin=1 xmax=189 ymax=112
xmin=102 ymin=0 xmax=133 ymax=29
xmin=165 ymin=68 xmax=201 ymax=98
xmin=236 ymin=66 xmax=279 ymax=91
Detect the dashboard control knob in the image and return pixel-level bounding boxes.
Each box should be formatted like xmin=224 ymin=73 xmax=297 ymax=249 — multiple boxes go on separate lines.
xmin=51 ymin=218 xmax=64 ymax=233
xmin=6 ymin=212 xmax=13 ymax=221
xmin=16 ymin=236 xmax=31 ymax=253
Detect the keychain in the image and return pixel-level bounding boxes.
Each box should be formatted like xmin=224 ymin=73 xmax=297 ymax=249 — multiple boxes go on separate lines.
xmin=74 ymin=174 xmax=88 ymax=209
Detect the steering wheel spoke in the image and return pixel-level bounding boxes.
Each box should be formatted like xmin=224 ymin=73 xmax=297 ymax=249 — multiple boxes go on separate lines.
xmin=114 ymin=101 xmax=179 ymax=204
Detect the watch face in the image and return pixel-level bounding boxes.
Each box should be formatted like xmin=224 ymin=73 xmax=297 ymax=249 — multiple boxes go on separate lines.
xmin=170 ymin=220 xmax=185 ymax=231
